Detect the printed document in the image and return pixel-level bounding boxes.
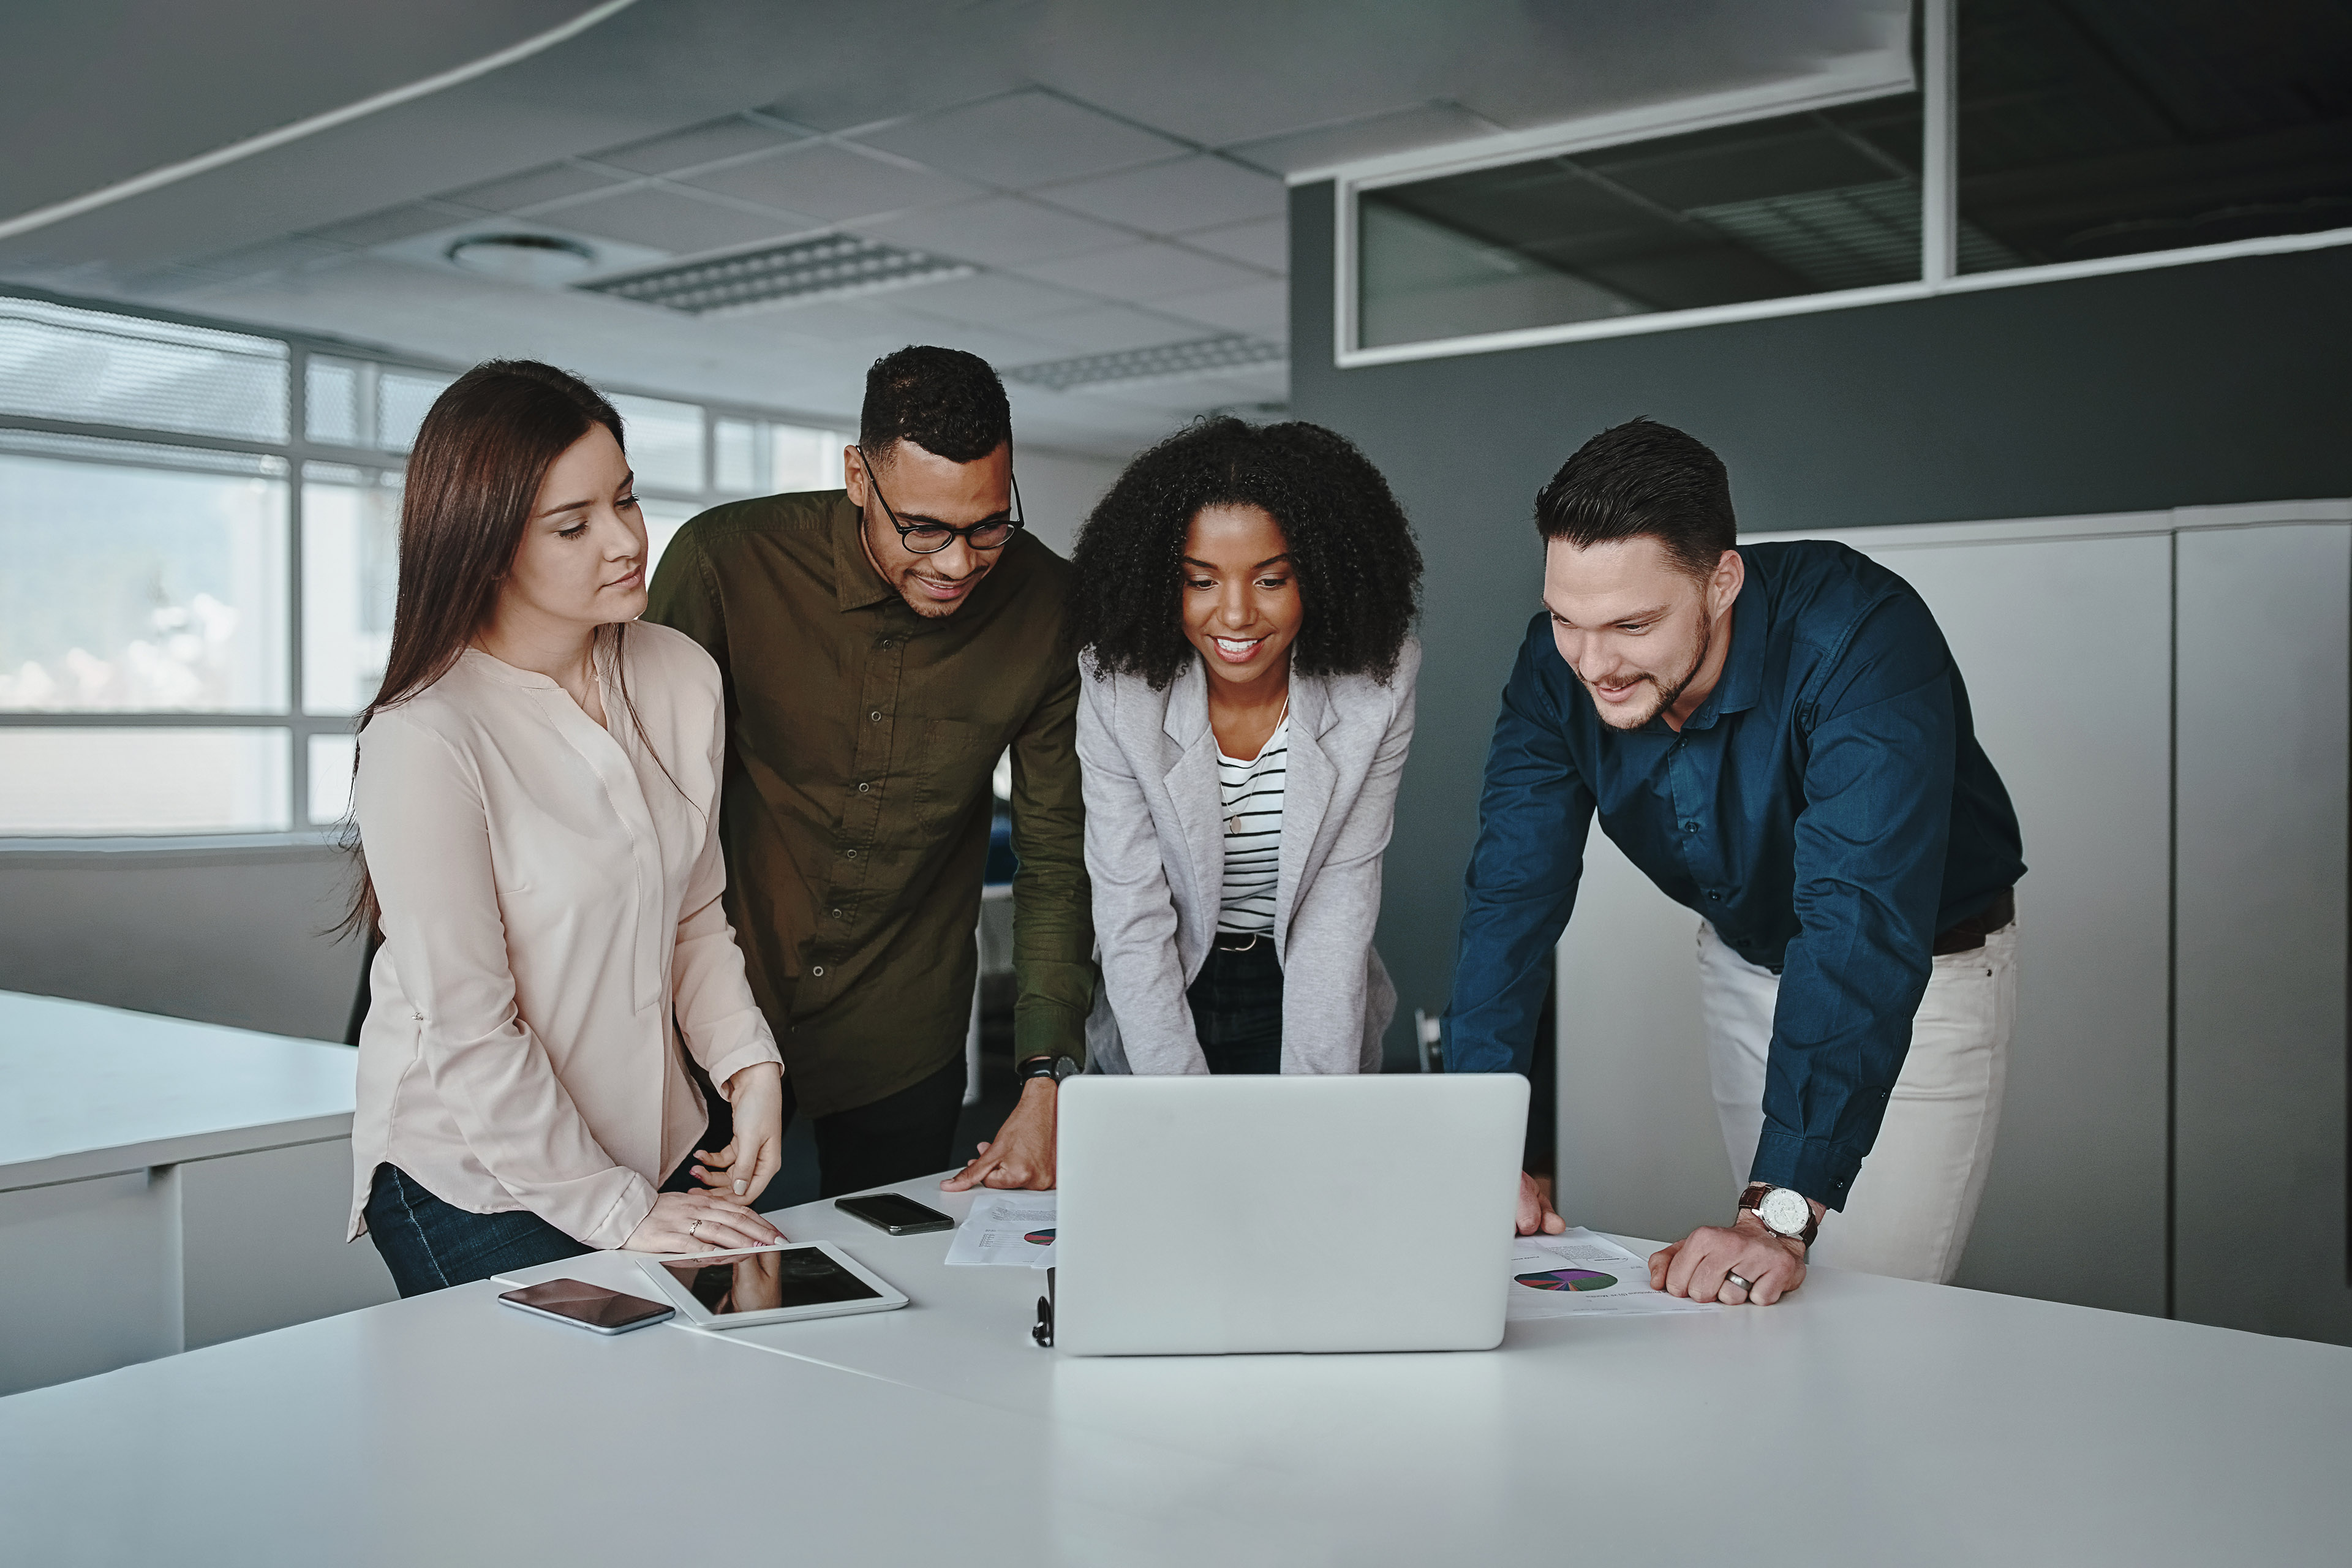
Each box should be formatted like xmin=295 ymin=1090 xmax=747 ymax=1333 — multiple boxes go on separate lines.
xmin=944 ymin=1191 xmax=1059 ymax=1268
xmin=1506 ymin=1228 xmax=1722 ymax=1319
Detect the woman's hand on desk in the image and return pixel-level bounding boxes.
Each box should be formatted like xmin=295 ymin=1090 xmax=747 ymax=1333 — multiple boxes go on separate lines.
xmin=689 ymin=1061 xmax=785 ymax=1205
xmin=624 ymin=1191 xmax=782 ymax=1253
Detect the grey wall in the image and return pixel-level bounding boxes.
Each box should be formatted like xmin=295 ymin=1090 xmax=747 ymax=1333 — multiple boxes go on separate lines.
xmin=0 ymin=846 xmax=362 ymax=1041
xmin=1287 ymin=179 xmax=2352 ymax=1061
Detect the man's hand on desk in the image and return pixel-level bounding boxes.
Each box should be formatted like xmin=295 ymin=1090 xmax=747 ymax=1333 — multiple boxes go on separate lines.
xmin=1649 ymin=1205 xmax=1817 ymax=1306
xmin=1516 ymin=1170 xmax=1567 ymax=1236
xmin=940 ymin=1076 xmax=1056 ymax=1191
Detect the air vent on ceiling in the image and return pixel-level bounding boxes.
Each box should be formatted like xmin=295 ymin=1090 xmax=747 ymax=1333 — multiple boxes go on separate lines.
xmin=576 ymin=233 xmax=974 ymax=315
xmin=1001 ymin=334 xmax=1285 ymax=392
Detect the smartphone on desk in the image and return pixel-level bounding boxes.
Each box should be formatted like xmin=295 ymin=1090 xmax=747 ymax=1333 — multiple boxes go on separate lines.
xmin=835 ymin=1193 xmax=956 ymax=1235
xmin=498 ymin=1278 xmax=674 ymax=1334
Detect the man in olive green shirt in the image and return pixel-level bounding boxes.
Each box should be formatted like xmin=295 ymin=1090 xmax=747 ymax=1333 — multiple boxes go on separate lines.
xmin=645 ymin=347 xmax=1091 ymax=1198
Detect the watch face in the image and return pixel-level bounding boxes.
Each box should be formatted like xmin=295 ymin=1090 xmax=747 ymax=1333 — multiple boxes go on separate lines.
xmin=1758 ymin=1187 xmax=1810 ymax=1235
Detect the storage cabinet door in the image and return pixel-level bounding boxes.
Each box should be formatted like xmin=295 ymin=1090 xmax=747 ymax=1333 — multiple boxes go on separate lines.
xmin=0 ymin=1169 xmax=181 ymax=1395
xmin=179 ymin=1137 xmax=397 ymax=1350
xmin=2174 ymin=522 xmax=2352 ymax=1343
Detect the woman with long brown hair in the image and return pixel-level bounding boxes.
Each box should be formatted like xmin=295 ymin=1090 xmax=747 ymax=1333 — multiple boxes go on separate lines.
xmin=345 ymin=360 xmax=785 ymax=1295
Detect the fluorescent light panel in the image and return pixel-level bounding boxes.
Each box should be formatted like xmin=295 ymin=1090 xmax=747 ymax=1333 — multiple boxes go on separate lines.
xmin=1003 ymin=334 xmax=1285 ymax=391
xmin=577 ymin=233 xmax=974 ymax=315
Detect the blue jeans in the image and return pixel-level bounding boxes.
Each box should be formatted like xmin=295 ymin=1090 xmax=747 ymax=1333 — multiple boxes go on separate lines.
xmin=365 ymin=1156 xmax=701 ymax=1298
xmin=1185 ymin=937 xmax=1284 ymax=1075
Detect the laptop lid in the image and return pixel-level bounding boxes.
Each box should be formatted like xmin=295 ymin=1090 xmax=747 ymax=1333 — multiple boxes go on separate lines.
xmin=1053 ymin=1074 xmax=1529 ymax=1356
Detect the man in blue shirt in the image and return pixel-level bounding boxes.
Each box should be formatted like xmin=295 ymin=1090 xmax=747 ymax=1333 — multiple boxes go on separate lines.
xmin=1450 ymin=420 xmax=2023 ymax=1304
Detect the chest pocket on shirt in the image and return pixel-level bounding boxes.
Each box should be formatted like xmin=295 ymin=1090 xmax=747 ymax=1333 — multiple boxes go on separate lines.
xmin=913 ymin=718 xmax=995 ymax=834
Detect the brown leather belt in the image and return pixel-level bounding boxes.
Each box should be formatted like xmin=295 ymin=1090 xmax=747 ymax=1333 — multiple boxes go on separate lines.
xmin=1932 ymin=887 xmax=2015 ymax=956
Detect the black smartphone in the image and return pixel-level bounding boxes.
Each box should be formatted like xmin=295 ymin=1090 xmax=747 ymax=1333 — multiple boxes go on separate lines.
xmin=834 ymin=1193 xmax=957 ymax=1235
xmin=497 ymin=1278 xmax=675 ymax=1334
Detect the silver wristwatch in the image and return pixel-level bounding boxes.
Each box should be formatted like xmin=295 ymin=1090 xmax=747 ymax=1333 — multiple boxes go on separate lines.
xmin=1738 ymin=1184 xmax=1820 ymax=1248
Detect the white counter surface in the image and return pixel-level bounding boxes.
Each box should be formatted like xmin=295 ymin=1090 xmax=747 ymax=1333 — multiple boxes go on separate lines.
xmin=0 ymin=990 xmax=355 ymax=1189
xmin=5 ymin=1170 xmax=2348 ymax=1566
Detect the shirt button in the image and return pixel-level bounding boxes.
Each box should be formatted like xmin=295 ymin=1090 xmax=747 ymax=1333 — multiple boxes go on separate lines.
xmin=1705 ymin=891 xmax=1721 ymax=902
xmin=844 ymin=848 xmax=858 ymax=859
xmin=869 ymin=709 xmax=883 ymax=723
xmin=810 ymin=965 xmax=826 ymax=978
xmin=1682 ymin=821 xmax=1698 ymax=834
xmin=829 ymin=907 xmax=843 ymax=919
xmin=856 ymin=781 xmax=870 ymax=793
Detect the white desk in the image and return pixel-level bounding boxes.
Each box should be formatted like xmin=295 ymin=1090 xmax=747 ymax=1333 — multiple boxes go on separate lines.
xmin=4 ymin=1170 xmax=2348 ymax=1564
xmin=0 ymin=991 xmax=396 ymax=1393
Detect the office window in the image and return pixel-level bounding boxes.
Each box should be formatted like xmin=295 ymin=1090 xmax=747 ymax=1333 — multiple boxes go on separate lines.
xmin=1357 ymin=93 xmax=1926 ymax=350
xmin=0 ymin=293 xmax=853 ymax=838
xmin=1956 ymin=0 xmax=2352 ymax=270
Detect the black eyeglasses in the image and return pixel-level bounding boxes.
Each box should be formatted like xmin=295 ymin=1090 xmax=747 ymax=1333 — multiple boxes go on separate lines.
xmin=854 ymin=445 xmax=1025 ymax=555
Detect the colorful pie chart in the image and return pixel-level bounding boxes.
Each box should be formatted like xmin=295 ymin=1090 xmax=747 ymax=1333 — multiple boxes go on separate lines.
xmin=1024 ymin=1229 xmax=1056 ymax=1245
xmin=1515 ymin=1267 xmax=1617 ymax=1292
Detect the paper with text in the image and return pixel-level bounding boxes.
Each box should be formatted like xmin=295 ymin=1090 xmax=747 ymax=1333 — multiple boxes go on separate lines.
xmin=944 ymin=1191 xmax=1059 ymax=1268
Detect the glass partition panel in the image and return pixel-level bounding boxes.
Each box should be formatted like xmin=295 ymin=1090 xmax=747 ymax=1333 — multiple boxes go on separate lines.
xmin=1957 ymin=0 xmax=2352 ymax=271
xmin=0 ymin=728 xmax=290 ymax=834
xmin=0 ymin=434 xmax=288 ymax=712
xmin=1358 ymin=93 xmax=1924 ymax=349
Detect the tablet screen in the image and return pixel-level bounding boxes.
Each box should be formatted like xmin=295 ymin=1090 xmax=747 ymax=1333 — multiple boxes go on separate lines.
xmin=658 ymin=1245 xmax=881 ymax=1317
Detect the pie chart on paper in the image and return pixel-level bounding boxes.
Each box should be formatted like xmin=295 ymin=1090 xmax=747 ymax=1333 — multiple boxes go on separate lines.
xmin=1515 ymin=1268 xmax=1617 ymax=1292
xmin=1024 ymin=1229 xmax=1056 ymax=1245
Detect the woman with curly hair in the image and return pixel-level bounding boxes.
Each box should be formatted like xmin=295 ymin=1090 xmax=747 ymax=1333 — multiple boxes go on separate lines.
xmin=1069 ymin=417 xmax=1422 ymax=1075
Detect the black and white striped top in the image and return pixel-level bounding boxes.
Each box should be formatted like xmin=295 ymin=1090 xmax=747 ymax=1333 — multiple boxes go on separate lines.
xmin=1215 ymin=711 xmax=1287 ymax=936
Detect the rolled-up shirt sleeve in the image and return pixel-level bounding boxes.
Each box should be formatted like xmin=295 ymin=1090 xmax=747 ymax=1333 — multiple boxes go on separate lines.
xmin=358 ymin=711 xmax=656 ymax=1250
xmin=1448 ymin=619 xmax=1597 ymax=1076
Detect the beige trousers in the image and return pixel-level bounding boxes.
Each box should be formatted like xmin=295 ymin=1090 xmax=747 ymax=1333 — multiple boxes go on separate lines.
xmin=1697 ymin=914 xmax=2018 ymax=1284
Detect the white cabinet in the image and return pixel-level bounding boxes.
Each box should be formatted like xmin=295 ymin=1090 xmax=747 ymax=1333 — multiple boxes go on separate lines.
xmin=0 ymin=992 xmax=397 ymax=1394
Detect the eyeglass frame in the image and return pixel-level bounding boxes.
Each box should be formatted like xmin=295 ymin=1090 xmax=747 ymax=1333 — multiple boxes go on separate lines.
xmin=853 ymin=443 xmax=1025 ymax=555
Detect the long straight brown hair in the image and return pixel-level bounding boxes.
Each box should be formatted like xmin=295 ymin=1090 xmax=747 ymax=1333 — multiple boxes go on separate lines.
xmin=340 ymin=360 xmax=641 ymax=936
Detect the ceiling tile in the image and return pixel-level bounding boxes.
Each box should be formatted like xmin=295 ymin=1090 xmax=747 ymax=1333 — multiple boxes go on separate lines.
xmin=588 ymin=117 xmax=809 ymax=176
xmin=303 ymin=203 xmax=470 ymax=249
xmin=1167 ymin=216 xmax=1286 ymax=273
xmin=687 ymin=144 xmax=979 ymax=222
xmin=1152 ymin=279 xmax=1288 ymax=336
xmin=443 ymin=163 xmax=629 ymax=214
xmin=1014 ymin=242 xmax=1266 ymax=303
xmin=555 ymin=187 xmax=809 ymax=255
xmin=851 ymin=91 xmax=1189 ymax=189
xmin=1034 ymin=154 xmax=1286 ymax=235
xmin=1017 ymin=304 xmax=1209 ymax=355
xmin=1222 ymin=101 xmax=1505 ymax=175
xmin=856 ymin=196 xmax=1133 ymax=267
xmin=884 ymin=272 xmax=1094 ymax=325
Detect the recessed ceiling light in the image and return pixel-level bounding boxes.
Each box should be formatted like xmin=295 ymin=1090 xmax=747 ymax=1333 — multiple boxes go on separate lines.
xmin=1001 ymin=334 xmax=1286 ymax=391
xmin=446 ymin=233 xmax=598 ymax=285
xmin=575 ymin=233 xmax=975 ymax=316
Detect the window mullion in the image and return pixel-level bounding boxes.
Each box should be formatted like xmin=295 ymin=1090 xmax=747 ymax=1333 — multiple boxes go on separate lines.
xmin=1920 ymin=0 xmax=1958 ymax=286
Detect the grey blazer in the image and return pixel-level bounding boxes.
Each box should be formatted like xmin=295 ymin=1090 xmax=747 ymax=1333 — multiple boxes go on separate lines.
xmin=1077 ymin=638 xmax=1419 ymax=1074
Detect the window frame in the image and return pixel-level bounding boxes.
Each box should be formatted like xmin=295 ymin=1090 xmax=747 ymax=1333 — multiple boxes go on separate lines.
xmin=1318 ymin=0 xmax=2352 ymax=369
xmin=0 ymin=284 xmax=849 ymax=850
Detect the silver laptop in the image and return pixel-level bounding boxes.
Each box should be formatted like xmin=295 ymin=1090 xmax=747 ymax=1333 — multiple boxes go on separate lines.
xmin=1052 ymin=1074 xmax=1528 ymax=1355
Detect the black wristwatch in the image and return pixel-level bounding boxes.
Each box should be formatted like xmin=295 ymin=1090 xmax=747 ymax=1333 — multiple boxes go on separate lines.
xmin=1017 ymin=1054 xmax=1077 ymax=1085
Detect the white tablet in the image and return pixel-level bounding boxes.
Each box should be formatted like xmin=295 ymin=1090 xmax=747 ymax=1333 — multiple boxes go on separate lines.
xmin=635 ymin=1242 xmax=908 ymax=1331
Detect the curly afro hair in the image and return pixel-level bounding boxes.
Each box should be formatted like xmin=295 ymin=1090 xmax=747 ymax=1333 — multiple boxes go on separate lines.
xmin=1071 ymin=417 xmax=1422 ymax=690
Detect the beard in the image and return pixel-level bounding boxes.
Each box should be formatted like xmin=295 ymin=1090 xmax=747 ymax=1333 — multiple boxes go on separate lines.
xmin=1587 ymin=614 xmax=1710 ymax=730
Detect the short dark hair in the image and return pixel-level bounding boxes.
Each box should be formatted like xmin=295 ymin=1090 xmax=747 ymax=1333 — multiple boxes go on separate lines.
xmin=859 ymin=345 xmax=1011 ymax=463
xmin=1534 ymin=417 xmax=1735 ymax=576
xmin=1071 ymin=417 xmax=1422 ymax=689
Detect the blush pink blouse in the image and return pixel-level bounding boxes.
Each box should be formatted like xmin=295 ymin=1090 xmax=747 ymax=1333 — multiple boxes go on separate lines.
xmin=347 ymin=621 xmax=781 ymax=1249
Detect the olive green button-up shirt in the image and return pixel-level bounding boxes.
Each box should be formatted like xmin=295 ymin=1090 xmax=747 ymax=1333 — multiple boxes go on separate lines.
xmin=644 ymin=490 xmax=1094 ymax=1117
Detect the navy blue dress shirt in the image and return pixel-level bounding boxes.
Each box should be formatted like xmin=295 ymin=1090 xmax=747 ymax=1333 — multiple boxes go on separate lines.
xmin=1448 ymin=540 xmax=2024 ymax=1207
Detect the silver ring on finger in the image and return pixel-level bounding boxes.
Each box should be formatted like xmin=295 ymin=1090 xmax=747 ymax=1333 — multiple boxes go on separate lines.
xmin=689 ymin=1218 xmax=702 ymax=1239
xmin=1725 ymin=1270 xmax=1755 ymax=1294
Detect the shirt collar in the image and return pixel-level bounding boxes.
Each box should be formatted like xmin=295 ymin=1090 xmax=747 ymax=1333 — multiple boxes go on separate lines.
xmin=829 ymin=492 xmax=895 ymax=612
xmin=1679 ymin=552 xmax=1766 ymax=730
